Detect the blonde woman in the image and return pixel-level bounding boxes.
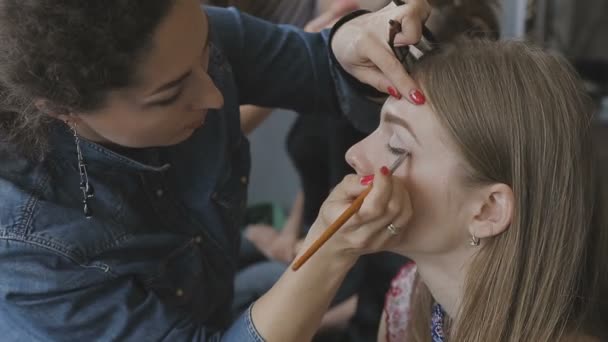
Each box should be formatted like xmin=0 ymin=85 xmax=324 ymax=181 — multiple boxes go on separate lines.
xmin=343 ymin=38 xmax=607 ymax=341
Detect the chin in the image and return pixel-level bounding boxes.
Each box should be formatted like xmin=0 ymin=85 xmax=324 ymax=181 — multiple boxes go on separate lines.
xmin=112 ymin=128 xmax=198 ymax=148
xmin=168 ymin=128 xmax=198 ymax=145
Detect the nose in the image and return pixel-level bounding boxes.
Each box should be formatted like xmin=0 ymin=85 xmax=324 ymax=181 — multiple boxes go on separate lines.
xmin=345 ymin=137 xmax=375 ymax=176
xmin=191 ymin=68 xmax=224 ymax=111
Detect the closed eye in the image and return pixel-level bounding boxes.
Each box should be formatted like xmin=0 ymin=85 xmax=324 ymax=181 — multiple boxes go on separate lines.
xmin=153 ymin=89 xmax=184 ymax=107
xmin=387 ymin=143 xmax=408 ymax=156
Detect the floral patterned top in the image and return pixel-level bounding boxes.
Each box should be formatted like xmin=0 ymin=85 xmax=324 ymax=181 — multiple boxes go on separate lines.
xmin=384 ymin=263 xmax=446 ymax=342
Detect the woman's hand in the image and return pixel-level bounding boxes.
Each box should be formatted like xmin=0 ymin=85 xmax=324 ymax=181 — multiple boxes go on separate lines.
xmin=299 ymin=167 xmax=412 ymax=265
xmin=251 ymin=168 xmax=411 ymax=341
xmin=331 ymin=0 xmax=431 ymax=103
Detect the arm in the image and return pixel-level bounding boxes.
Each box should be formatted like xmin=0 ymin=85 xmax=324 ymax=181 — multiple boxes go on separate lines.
xmin=206 ymin=6 xmax=382 ymax=119
xmin=0 ymin=240 xmax=261 ymax=341
xmin=251 ymin=168 xmax=413 ymax=341
xmin=252 ymin=245 xmax=355 ymax=341
xmin=240 ymin=105 xmax=273 ymax=135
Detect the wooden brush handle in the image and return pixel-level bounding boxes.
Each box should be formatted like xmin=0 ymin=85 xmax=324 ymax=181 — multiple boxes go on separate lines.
xmin=291 ymin=186 xmax=373 ymax=271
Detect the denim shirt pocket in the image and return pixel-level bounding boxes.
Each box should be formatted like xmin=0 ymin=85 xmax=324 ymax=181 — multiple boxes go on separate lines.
xmin=144 ymin=238 xmax=201 ymax=299
xmin=142 ymin=237 xmax=231 ymax=324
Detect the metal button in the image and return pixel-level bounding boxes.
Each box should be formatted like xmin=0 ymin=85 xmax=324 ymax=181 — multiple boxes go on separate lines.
xmin=240 ymin=176 xmax=248 ymax=184
xmin=155 ymin=189 xmax=164 ymax=197
xmin=194 ymin=236 xmax=202 ymax=244
xmin=176 ymin=288 xmax=184 ymax=297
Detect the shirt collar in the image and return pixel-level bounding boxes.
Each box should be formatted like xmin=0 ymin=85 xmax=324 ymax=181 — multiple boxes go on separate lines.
xmin=49 ymin=122 xmax=171 ymax=173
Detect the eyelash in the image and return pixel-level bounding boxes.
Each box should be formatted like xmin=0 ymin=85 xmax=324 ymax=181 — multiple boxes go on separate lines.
xmin=387 ymin=143 xmax=408 ymax=156
xmin=154 ymin=42 xmax=213 ymax=108
xmin=155 ymin=90 xmax=183 ymax=107
xmin=156 ymin=48 xmax=211 ymax=108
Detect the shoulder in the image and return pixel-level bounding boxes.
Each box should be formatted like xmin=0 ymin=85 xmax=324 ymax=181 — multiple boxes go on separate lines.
xmin=0 ymin=158 xmax=131 ymax=266
xmin=0 ymin=156 xmax=52 ymax=237
xmin=383 ymin=262 xmax=417 ymax=342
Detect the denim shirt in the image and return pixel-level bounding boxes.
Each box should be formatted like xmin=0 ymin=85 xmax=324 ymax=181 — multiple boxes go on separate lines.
xmin=0 ymin=6 xmax=380 ymax=341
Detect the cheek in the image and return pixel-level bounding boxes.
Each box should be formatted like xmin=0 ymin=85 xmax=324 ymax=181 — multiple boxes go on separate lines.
xmin=398 ymin=161 xmax=468 ymax=254
xmin=406 ymin=164 xmax=449 ymax=225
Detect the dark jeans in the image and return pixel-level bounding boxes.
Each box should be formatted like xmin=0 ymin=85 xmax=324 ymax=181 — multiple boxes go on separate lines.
xmin=232 ymin=260 xmax=286 ymax=318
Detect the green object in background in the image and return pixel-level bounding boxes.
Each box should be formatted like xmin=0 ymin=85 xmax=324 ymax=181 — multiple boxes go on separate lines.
xmin=244 ymin=202 xmax=286 ymax=231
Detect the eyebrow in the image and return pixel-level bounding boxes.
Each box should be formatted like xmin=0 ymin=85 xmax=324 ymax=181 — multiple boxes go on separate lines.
xmin=149 ymin=12 xmax=212 ymax=96
xmin=384 ymin=112 xmax=421 ymax=144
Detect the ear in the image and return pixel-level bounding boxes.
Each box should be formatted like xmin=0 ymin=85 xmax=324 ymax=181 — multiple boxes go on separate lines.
xmin=468 ymin=183 xmax=514 ymax=239
xmin=34 ymin=98 xmax=76 ymax=123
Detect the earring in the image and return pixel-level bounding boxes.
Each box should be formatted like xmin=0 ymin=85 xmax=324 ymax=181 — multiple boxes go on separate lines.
xmin=469 ymin=232 xmax=480 ymax=246
xmin=68 ymin=122 xmax=94 ymax=219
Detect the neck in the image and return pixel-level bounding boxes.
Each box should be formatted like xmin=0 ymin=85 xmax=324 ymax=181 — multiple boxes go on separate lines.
xmin=410 ymin=245 xmax=475 ymax=319
xmin=72 ymin=123 xmax=111 ymax=145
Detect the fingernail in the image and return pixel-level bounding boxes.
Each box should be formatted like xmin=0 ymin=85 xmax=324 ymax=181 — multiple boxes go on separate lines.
xmin=360 ymin=175 xmax=374 ymax=186
xmin=387 ymin=86 xmax=402 ymax=100
xmin=409 ymin=89 xmax=426 ymax=105
xmin=380 ymin=166 xmax=390 ymax=176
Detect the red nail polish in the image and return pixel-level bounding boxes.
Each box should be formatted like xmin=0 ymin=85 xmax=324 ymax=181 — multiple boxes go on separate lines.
xmin=360 ymin=175 xmax=374 ymax=186
xmin=409 ymin=89 xmax=426 ymax=105
xmin=380 ymin=166 xmax=390 ymax=176
xmin=388 ymin=87 xmax=402 ymax=100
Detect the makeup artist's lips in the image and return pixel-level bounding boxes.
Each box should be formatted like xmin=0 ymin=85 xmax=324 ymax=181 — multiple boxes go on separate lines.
xmin=185 ymin=111 xmax=208 ymax=130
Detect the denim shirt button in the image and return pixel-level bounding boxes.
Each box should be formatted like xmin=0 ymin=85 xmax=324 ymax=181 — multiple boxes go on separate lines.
xmin=240 ymin=176 xmax=248 ymax=185
xmin=194 ymin=236 xmax=202 ymax=244
xmin=175 ymin=288 xmax=184 ymax=297
xmin=155 ymin=189 xmax=164 ymax=197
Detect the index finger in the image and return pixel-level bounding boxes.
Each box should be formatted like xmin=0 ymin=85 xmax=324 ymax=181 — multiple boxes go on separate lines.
xmin=358 ymin=167 xmax=394 ymax=220
xmin=363 ymin=44 xmax=422 ymax=104
xmin=381 ymin=1 xmax=431 ymax=100
xmin=327 ymin=174 xmax=368 ymax=202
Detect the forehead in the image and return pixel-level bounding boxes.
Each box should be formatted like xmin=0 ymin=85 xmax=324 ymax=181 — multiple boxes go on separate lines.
xmin=382 ymin=98 xmax=435 ymax=136
xmin=133 ymin=0 xmax=207 ymax=91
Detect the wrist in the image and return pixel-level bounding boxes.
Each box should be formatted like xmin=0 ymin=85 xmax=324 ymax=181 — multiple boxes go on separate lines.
xmin=329 ymin=10 xmax=385 ymax=98
xmin=295 ymin=239 xmax=358 ymax=272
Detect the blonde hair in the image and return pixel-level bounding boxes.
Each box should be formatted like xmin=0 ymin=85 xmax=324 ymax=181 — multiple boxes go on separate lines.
xmin=407 ymin=39 xmax=608 ymax=341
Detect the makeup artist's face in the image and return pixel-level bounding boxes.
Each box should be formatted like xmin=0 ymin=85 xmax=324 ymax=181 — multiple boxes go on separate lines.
xmin=346 ymin=96 xmax=475 ymax=257
xmin=69 ymin=0 xmax=223 ymax=147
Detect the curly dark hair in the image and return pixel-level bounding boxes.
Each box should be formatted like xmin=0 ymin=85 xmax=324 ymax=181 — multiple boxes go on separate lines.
xmin=0 ymin=0 xmax=176 ymax=159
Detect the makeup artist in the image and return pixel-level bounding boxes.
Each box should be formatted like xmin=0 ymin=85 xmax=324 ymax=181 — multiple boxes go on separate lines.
xmin=0 ymin=0 xmax=427 ymax=340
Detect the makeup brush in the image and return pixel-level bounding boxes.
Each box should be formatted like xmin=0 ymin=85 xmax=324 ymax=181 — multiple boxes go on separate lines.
xmin=292 ymin=153 xmax=408 ymax=271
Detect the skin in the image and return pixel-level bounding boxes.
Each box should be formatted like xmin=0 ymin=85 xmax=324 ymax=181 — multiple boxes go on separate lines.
xmin=57 ymin=0 xmax=223 ymax=147
xmin=346 ymin=96 xmax=513 ymax=318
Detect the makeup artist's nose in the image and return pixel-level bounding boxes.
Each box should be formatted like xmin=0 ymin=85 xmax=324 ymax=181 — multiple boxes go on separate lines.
xmin=192 ymin=69 xmax=224 ymax=111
